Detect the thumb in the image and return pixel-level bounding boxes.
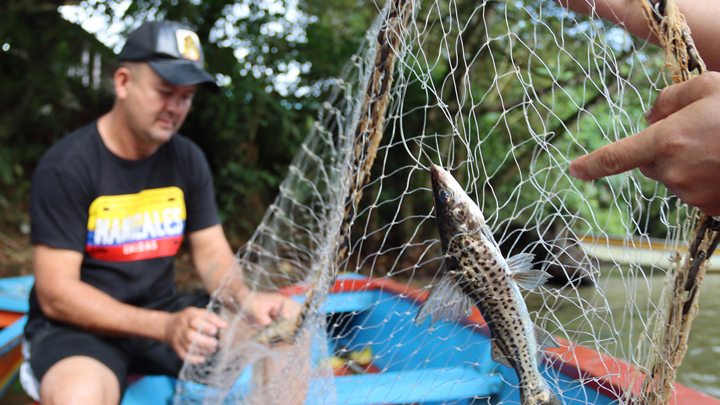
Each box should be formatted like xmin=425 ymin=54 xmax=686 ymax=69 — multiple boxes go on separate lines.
xmin=254 ymin=308 xmax=273 ymax=327
xmin=246 ymin=293 xmax=274 ymax=327
xmin=646 ymin=73 xmax=720 ymax=124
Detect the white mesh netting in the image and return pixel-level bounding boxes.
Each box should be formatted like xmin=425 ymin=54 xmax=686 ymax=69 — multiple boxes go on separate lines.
xmin=173 ymin=0 xmax=714 ymax=404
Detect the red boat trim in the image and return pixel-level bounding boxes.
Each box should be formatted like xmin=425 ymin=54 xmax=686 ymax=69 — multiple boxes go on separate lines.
xmin=320 ymin=277 xmax=720 ymax=405
xmin=0 ymin=344 xmax=23 ymax=394
xmin=0 ymin=311 xmax=24 ymax=329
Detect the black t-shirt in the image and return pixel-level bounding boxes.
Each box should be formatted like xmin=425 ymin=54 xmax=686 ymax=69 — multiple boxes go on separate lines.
xmin=28 ymin=121 xmax=220 ymax=323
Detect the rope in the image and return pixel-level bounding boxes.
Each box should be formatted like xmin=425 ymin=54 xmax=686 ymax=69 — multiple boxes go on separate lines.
xmin=639 ymin=0 xmax=705 ymax=79
xmin=249 ymin=0 xmax=415 ymax=345
xmin=337 ymin=0 xmax=414 ymax=264
xmin=634 ymin=1 xmax=718 ymax=403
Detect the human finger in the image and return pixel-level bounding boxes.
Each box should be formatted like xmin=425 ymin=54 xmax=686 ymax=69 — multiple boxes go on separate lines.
xmin=189 ymin=312 xmax=228 ymax=336
xmin=253 ymin=306 xmax=274 ymax=327
xmin=646 ymin=73 xmax=720 ymax=124
xmin=280 ymin=298 xmax=302 ymax=319
xmin=184 ymin=329 xmax=219 ymax=356
xmin=206 ymin=312 xmax=229 ymax=330
xmin=173 ymin=343 xmax=205 ymax=364
xmin=569 ymin=131 xmax=657 ymax=180
xmin=184 ymin=353 xmax=207 ymax=364
xmin=243 ymin=292 xmax=279 ymax=327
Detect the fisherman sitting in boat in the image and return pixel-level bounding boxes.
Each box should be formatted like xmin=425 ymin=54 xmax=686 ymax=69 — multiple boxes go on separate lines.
xmin=21 ymin=20 xmax=301 ymax=405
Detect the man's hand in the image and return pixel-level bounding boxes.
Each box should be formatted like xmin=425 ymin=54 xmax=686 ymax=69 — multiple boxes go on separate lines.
xmin=554 ymin=0 xmax=641 ymax=23
xmin=164 ymin=307 xmax=228 ymax=364
xmin=243 ymin=292 xmax=302 ymax=327
xmin=552 ymin=0 xmax=720 ymax=71
xmin=569 ymin=72 xmax=720 ymax=215
xmin=552 ymin=0 xmax=654 ymax=42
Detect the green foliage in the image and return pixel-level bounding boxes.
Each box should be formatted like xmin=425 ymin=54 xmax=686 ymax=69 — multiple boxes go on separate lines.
xmin=0 ymin=0 xmax=377 ymax=239
xmin=0 ymin=0 xmax=673 ymax=246
xmin=0 ymin=5 xmax=115 ymax=228
xmin=361 ymin=0 xmax=671 ymax=244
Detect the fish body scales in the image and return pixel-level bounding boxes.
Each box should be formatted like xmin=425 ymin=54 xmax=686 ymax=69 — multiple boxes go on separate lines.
xmin=425 ymin=164 xmax=562 ymax=405
xmin=449 ymin=234 xmax=551 ymax=402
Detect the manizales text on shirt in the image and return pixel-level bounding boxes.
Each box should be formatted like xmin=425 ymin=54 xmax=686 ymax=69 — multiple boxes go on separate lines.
xmin=85 ymin=187 xmax=187 ymax=261
xmin=91 ymin=207 xmax=185 ymax=246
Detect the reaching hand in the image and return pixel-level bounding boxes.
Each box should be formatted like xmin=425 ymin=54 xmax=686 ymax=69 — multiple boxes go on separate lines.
xmin=552 ymin=0 xmax=646 ymax=23
xmin=552 ymin=0 xmax=659 ymax=50
xmin=242 ymin=291 xmax=302 ymax=327
xmin=164 ymin=307 xmax=228 ymax=364
xmin=569 ymin=72 xmax=720 ymax=215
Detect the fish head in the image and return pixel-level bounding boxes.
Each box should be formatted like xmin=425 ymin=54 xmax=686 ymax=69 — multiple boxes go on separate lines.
xmin=430 ymin=165 xmax=486 ymax=253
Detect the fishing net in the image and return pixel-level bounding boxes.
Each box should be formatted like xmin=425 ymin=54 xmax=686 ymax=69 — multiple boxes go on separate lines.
xmin=174 ymin=0 xmax=717 ymax=403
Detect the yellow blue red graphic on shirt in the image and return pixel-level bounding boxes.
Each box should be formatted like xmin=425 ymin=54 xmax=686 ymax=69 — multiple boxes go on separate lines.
xmin=86 ymin=187 xmax=185 ymax=262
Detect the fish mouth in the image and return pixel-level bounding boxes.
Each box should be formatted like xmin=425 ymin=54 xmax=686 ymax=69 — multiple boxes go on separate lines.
xmin=430 ymin=164 xmax=448 ymax=184
xmin=430 ymin=165 xmax=445 ymax=201
xmin=430 ymin=164 xmax=457 ymax=191
xmin=430 ymin=164 xmax=441 ymax=181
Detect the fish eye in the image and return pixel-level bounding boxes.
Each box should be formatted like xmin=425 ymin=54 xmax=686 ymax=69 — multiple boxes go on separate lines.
xmin=439 ymin=189 xmax=452 ymax=204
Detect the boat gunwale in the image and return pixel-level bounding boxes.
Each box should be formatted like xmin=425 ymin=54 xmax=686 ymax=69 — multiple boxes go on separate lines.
xmin=279 ymin=277 xmax=720 ymax=405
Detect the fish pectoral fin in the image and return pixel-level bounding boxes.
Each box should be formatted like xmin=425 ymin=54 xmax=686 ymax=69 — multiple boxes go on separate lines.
xmin=506 ymin=252 xmax=535 ymax=273
xmin=506 ymin=253 xmax=553 ymax=290
xmin=490 ymin=339 xmax=513 ymax=368
xmin=414 ymin=274 xmax=474 ymax=326
xmin=534 ymin=324 xmax=560 ymax=350
xmin=511 ymin=265 xmax=552 ymax=291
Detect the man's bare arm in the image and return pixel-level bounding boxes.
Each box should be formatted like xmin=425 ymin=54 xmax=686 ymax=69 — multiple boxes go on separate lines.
xmin=34 ymin=244 xmax=171 ymax=339
xmin=34 ymin=244 xmax=225 ymax=363
xmin=188 ymin=224 xmax=302 ymax=327
xmin=555 ymin=0 xmax=720 ymax=71
xmin=186 ymin=224 xmax=245 ymax=295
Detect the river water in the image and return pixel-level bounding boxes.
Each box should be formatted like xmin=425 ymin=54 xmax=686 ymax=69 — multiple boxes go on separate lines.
xmin=527 ymin=270 xmax=720 ymax=399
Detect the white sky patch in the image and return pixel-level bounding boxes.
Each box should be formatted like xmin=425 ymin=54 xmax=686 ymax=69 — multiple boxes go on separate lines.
xmin=273 ymin=60 xmax=311 ymax=96
xmin=211 ymin=0 xmax=315 ymax=97
xmin=58 ymin=0 xmax=315 ymax=98
xmin=606 ymin=27 xmax=633 ymax=52
xmin=59 ymin=0 xmax=135 ymax=53
xmin=216 ymin=73 xmax=233 ymax=87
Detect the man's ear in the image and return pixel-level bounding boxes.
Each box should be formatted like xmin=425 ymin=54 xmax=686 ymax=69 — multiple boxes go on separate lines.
xmin=114 ymin=67 xmax=132 ymax=100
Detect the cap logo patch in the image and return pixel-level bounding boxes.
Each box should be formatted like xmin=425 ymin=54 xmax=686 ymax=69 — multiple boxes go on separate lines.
xmin=175 ymin=29 xmax=201 ymax=62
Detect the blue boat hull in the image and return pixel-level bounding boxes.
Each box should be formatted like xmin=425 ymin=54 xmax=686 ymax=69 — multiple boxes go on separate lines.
xmin=124 ymin=283 xmax=615 ymax=405
xmin=0 ymin=275 xmax=713 ymax=405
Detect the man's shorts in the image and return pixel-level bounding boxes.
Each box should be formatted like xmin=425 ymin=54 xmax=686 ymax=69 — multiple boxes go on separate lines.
xmin=20 ymin=291 xmax=210 ymax=400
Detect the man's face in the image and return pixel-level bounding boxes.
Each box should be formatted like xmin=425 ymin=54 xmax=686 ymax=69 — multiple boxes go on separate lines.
xmin=119 ymin=63 xmax=197 ymax=146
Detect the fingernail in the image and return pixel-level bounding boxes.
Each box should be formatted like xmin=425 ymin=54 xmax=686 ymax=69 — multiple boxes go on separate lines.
xmin=644 ymin=106 xmax=653 ymax=123
xmin=569 ymin=162 xmax=585 ymax=180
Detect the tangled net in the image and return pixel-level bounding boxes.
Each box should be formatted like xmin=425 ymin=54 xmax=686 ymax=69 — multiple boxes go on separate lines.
xmin=173 ymin=0 xmax=717 ymax=404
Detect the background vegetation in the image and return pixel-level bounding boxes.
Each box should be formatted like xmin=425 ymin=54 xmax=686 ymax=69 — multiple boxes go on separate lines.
xmin=0 ymin=0 xmax=669 ymax=277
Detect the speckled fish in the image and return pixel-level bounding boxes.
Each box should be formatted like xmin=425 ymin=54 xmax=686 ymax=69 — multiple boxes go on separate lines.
xmin=416 ymin=164 xmax=562 ymax=405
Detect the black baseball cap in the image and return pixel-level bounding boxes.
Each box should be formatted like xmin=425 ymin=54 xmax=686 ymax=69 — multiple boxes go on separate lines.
xmin=118 ymin=20 xmax=219 ymax=92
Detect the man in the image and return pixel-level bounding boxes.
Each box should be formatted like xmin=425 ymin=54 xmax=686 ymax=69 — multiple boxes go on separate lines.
xmin=557 ymin=0 xmax=720 ymax=215
xmin=22 ymin=20 xmax=300 ymax=405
